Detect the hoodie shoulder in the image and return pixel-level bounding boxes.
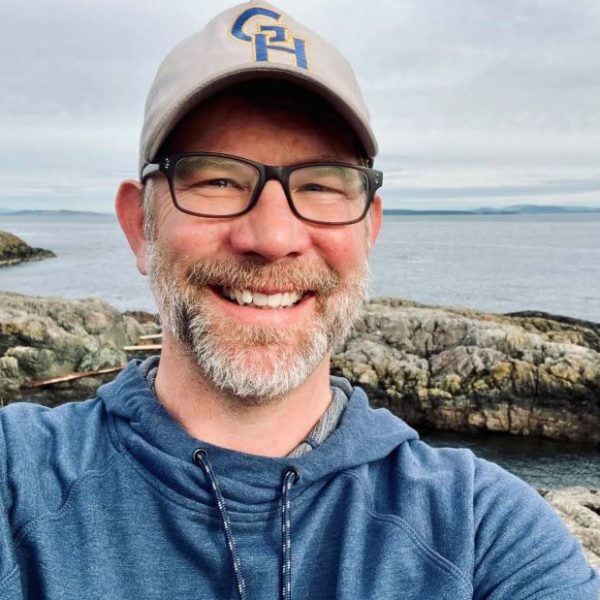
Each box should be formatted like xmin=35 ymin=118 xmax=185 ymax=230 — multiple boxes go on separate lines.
xmin=470 ymin=455 xmax=598 ymax=597
xmin=367 ymin=438 xmax=598 ymax=598
xmin=0 ymin=396 xmax=118 ymax=529
xmin=334 ymin=394 xmax=597 ymax=597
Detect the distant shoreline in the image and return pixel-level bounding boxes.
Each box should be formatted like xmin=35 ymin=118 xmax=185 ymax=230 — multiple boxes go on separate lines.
xmin=383 ymin=206 xmax=600 ymax=216
xmin=2 ymin=204 xmax=600 ymax=217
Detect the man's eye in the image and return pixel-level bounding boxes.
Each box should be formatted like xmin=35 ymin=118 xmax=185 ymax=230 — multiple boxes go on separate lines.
xmin=186 ymin=177 xmax=242 ymax=190
xmin=205 ymin=178 xmax=235 ymax=188
xmin=301 ymin=183 xmax=327 ymax=192
xmin=299 ymin=182 xmax=343 ymax=194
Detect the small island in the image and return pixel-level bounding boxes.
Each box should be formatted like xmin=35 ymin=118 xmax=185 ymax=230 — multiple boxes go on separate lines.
xmin=0 ymin=230 xmax=55 ymax=267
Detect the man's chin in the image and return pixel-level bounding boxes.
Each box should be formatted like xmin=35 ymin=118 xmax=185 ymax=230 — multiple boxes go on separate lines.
xmin=183 ymin=315 xmax=330 ymax=402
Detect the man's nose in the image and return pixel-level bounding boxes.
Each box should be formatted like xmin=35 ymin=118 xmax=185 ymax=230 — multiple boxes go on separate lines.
xmin=228 ymin=180 xmax=312 ymax=260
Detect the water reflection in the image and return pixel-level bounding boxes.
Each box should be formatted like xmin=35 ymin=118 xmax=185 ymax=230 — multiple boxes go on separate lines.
xmin=420 ymin=428 xmax=600 ymax=489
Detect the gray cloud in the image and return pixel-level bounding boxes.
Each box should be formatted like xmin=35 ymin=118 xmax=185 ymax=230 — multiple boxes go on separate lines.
xmin=1 ymin=0 xmax=600 ymax=211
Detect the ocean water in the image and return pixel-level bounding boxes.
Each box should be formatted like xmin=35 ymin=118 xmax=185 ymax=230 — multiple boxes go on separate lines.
xmin=421 ymin=429 xmax=600 ymax=489
xmin=1 ymin=212 xmax=599 ymax=487
xmin=0 ymin=214 xmax=153 ymax=311
xmin=1 ymin=212 xmax=599 ymax=322
xmin=370 ymin=213 xmax=600 ymax=323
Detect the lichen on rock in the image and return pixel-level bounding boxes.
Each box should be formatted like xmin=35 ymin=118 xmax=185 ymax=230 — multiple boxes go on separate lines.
xmin=333 ymin=298 xmax=600 ymax=445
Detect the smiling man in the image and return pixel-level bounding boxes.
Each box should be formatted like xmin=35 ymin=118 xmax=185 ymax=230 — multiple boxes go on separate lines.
xmin=0 ymin=2 xmax=597 ymax=599
xmin=117 ymin=82 xmax=380 ymax=458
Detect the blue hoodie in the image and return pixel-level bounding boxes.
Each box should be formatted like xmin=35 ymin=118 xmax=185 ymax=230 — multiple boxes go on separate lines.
xmin=0 ymin=361 xmax=597 ymax=599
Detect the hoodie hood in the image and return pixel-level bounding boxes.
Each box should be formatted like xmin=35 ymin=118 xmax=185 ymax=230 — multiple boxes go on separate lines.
xmin=98 ymin=360 xmax=419 ymax=509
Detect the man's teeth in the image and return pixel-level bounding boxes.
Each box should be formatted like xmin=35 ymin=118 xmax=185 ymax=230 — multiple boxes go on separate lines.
xmin=222 ymin=288 xmax=303 ymax=308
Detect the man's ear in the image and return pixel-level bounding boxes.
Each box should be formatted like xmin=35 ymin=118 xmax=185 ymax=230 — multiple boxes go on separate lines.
xmin=368 ymin=195 xmax=383 ymax=249
xmin=115 ymin=180 xmax=149 ymax=275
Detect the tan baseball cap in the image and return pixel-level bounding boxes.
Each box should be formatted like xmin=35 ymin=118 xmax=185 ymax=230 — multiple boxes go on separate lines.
xmin=139 ymin=1 xmax=377 ymax=174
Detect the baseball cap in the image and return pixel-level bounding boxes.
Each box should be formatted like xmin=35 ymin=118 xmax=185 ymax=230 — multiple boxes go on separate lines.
xmin=139 ymin=1 xmax=377 ymax=175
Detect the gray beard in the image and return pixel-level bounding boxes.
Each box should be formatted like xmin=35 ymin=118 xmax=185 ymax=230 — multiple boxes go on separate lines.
xmin=146 ymin=241 xmax=367 ymax=403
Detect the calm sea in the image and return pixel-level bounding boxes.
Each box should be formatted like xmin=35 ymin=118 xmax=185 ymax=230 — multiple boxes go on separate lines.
xmin=2 ymin=212 xmax=599 ymax=321
xmin=1 ymin=212 xmax=599 ymax=487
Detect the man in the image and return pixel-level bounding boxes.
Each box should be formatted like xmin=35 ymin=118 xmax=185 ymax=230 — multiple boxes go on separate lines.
xmin=0 ymin=3 xmax=597 ymax=599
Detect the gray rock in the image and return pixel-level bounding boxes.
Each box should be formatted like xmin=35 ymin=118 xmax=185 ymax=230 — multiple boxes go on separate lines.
xmin=0 ymin=230 xmax=55 ymax=267
xmin=334 ymin=298 xmax=600 ymax=444
xmin=2 ymin=293 xmax=599 ymax=444
xmin=539 ymin=487 xmax=600 ymax=573
xmin=0 ymin=291 xmax=157 ymax=405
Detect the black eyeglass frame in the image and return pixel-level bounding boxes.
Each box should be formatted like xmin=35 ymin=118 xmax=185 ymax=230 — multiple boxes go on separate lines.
xmin=141 ymin=152 xmax=383 ymax=226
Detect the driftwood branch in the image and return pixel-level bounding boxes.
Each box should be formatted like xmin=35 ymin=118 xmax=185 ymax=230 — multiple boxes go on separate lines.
xmin=21 ymin=366 xmax=125 ymax=389
xmin=123 ymin=344 xmax=163 ymax=352
xmin=20 ymin=337 xmax=163 ymax=389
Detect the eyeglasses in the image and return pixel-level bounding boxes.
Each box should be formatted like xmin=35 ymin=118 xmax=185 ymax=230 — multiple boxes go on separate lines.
xmin=141 ymin=152 xmax=383 ymax=225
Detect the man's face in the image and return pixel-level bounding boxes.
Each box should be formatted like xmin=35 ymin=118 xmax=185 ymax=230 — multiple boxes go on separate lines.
xmin=143 ymin=93 xmax=382 ymax=402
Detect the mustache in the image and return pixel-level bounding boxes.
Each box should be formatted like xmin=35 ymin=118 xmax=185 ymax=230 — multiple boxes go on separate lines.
xmin=184 ymin=257 xmax=341 ymax=295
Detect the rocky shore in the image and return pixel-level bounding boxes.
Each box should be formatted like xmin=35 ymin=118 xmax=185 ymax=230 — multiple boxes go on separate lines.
xmin=0 ymin=230 xmax=55 ymax=267
xmin=0 ymin=292 xmax=157 ymax=405
xmin=1 ymin=293 xmax=599 ymax=444
xmin=333 ymin=298 xmax=600 ymax=445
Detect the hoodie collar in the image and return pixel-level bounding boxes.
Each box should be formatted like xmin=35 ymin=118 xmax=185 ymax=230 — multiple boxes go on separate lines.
xmin=98 ymin=361 xmax=419 ymax=509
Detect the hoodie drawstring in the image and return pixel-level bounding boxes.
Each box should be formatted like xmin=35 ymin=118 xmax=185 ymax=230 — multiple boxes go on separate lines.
xmin=193 ymin=449 xmax=299 ymax=600
xmin=281 ymin=467 xmax=299 ymax=600
xmin=193 ymin=449 xmax=248 ymax=600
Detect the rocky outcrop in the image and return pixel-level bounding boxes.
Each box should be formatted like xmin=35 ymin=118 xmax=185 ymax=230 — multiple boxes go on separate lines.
xmin=0 ymin=292 xmax=157 ymax=405
xmin=0 ymin=230 xmax=55 ymax=267
xmin=2 ymin=293 xmax=599 ymax=444
xmin=540 ymin=487 xmax=600 ymax=572
xmin=333 ymin=298 xmax=600 ymax=444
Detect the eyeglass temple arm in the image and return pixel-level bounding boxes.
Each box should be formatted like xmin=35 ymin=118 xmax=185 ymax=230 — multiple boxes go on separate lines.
xmin=140 ymin=163 xmax=160 ymax=182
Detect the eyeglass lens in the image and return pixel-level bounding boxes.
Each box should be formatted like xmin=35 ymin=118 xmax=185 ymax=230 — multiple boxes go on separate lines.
xmin=172 ymin=155 xmax=369 ymax=223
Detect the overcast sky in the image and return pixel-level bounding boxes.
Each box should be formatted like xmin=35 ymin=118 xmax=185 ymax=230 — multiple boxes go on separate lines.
xmin=2 ymin=0 xmax=600 ymax=212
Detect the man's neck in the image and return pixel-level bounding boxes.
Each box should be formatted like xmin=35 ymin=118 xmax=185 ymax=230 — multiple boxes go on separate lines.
xmin=153 ymin=335 xmax=334 ymax=458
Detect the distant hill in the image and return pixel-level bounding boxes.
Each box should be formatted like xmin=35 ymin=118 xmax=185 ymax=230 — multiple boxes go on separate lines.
xmin=383 ymin=209 xmax=487 ymax=216
xmin=383 ymin=205 xmax=600 ymax=216
xmin=2 ymin=206 xmax=599 ymax=217
xmin=502 ymin=204 xmax=600 ymax=214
